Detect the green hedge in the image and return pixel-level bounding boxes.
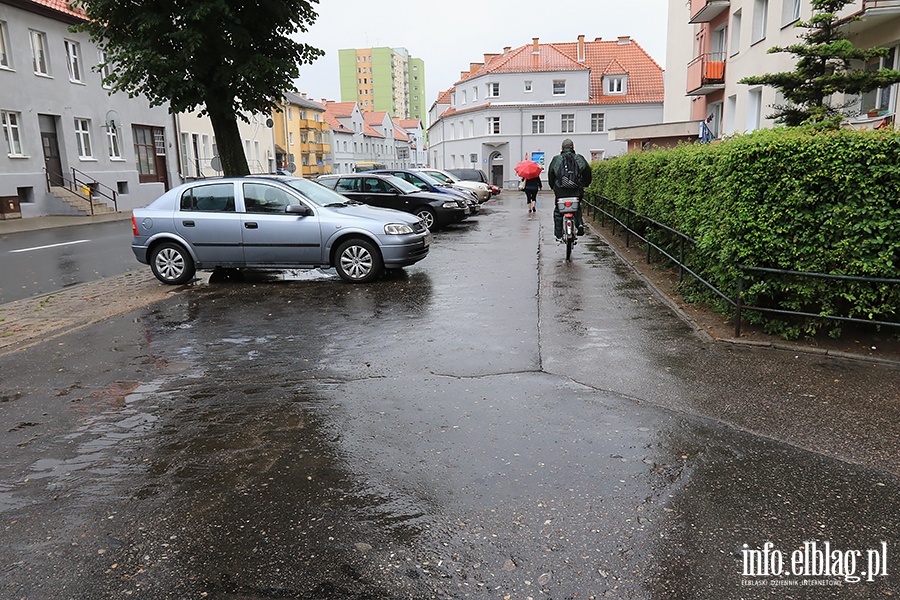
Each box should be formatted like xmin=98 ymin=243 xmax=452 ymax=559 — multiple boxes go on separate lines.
xmin=586 ymin=127 xmax=900 ymax=338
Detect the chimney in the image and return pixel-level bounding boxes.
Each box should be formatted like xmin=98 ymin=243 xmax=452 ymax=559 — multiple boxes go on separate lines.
xmin=470 ymin=62 xmax=483 ymax=73
xmin=484 ymin=53 xmax=499 ymax=63
xmin=595 ymin=37 xmax=603 ymax=42
xmin=617 ymin=36 xmax=632 ymax=44
xmin=301 ymin=92 xmax=307 ymax=98
xmin=577 ymin=35 xmax=585 ymax=62
xmin=503 ymin=46 xmax=511 ymax=53
xmin=532 ymin=37 xmax=540 ymax=54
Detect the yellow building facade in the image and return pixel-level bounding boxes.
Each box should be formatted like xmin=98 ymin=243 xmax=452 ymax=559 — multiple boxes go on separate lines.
xmin=272 ymin=93 xmax=332 ymax=177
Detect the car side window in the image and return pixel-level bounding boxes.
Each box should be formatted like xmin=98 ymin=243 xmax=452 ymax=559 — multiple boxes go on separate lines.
xmin=335 ymin=177 xmax=360 ymax=193
xmin=364 ymin=177 xmax=389 ymax=193
xmin=406 ymin=174 xmax=428 ymax=191
xmin=243 ymin=183 xmax=294 ymax=214
xmin=316 ymin=178 xmax=338 ymax=190
xmin=180 ymin=183 xmax=236 ymax=212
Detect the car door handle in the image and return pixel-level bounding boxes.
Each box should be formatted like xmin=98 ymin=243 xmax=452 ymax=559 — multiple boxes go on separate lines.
xmin=182 ymin=220 xmax=195 ymax=227
xmin=244 ymin=222 xmax=258 ymax=229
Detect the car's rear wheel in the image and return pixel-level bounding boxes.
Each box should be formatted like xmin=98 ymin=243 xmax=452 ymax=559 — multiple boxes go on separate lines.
xmin=150 ymin=241 xmax=196 ymax=285
xmin=334 ymin=238 xmax=382 ymax=283
xmin=415 ymin=207 xmax=436 ymax=230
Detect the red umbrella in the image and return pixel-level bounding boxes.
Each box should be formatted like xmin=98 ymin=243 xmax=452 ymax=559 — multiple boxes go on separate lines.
xmin=515 ymin=160 xmax=542 ymax=179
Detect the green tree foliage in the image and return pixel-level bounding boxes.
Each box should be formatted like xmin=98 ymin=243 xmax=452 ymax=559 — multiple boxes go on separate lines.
xmin=587 ymin=129 xmax=900 ymax=338
xmin=75 ymin=0 xmax=324 ymax=176
xmin=738 ymin=0 xmax=900 ymax=126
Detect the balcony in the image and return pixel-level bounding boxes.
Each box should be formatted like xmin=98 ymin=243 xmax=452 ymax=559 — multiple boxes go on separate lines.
xmin=687 ymin=53 xmax=726 ymax=95
xmin=689 ymin=0 xmax=730 ymax=23
xmin=840 ymin=0 xmax=900 ymax=33
xmin=864 ymin=0 xmax=900 ymax=10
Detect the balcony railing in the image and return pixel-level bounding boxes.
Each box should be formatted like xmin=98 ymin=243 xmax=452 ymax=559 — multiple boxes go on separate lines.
xmin=689 ymin=0 xmax=730 ymax=23
xmin=864 ymin=0 xmax=900 ymax=10
xmin=687 ymin=52 xmax=726 ymax=95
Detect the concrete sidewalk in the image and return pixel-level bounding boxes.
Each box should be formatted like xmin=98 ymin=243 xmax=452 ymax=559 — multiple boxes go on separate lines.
xmin=0 ymin=211 xmax=131 ymax=235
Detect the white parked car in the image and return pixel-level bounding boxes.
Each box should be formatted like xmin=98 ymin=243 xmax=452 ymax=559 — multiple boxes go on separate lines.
xmin=416 ymin=168 xmax=492 ymax=204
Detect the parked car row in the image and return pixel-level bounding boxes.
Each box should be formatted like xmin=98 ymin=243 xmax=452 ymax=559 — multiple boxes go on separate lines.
xmin=448 ymin=168 xmax=502 ymax=196
xmin=132 ymin=169 xmax=498 ymax=287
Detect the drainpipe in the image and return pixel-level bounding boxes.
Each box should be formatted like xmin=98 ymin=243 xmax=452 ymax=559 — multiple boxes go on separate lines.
xmin=172 ymin=112 xmax=184 ymax=184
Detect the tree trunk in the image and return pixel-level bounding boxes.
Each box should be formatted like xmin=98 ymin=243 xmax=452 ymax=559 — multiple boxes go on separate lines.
xmin=207 ymin=107 xmax=250 ymax=177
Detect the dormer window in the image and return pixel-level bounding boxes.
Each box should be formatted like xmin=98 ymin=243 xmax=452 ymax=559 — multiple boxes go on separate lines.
xmin=604 ymin=75 xmax=627 ymax=95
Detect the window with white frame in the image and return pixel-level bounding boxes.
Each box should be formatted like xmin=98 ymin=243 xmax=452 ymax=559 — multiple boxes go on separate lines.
xmin=487 ymin=82 xmax=499 ymax=97
xmin=65 ymin=40 xmax=82 ymax=82
xmin=532 ymin=115 xmax=545 ymax=134
xmin=30 ymin=30 xmax=49 ymax=75
xmin=553 ymin=80 xmax=566 ymax=95
xmin=1 ymin=110 xmax=24 ymax=155
xmin=0 ymin=21 xmax=11 ymax=69
xmin=731 ymin=10 xmax=742 ymax=56
xmin=591 ymin=113 xmax=605 ymax=132
xmin=473 ymin=86 xmax=478 ymax=101
xmin=524 ymin=80 xmax=532 ymax=93
xmin=746 ymin=88 xmax=762 ymax=131
xmin=561 ymin=114 xmax=575 ymax=133
xmin=860 ymin=46 xmax=898 ymax=114
xmin=106 ymin=124 xmax=122 ymax=159
xmin=488 ymin=116 xmax=500 ymax=135
xmin=462 ymin=90 xmax=467 ymax=104
xmin=451 ymin=92 xmax=456 ymax=105
xmin=781 ymin=0 xmax=801 ymax=26
xmin=97 ymin=49 xmax=111 ymax=88
xmin=74 ymin=118 xmax=93 ymax=158
xmin=752 ymin=0 xmax=768 ymax=44
xmin=605 ymin=75 xmax=626 ymax=94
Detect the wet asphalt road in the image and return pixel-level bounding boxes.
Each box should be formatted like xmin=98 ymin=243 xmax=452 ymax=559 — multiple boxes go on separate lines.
xmin=0 ymin=192 xmax=898 ymax=599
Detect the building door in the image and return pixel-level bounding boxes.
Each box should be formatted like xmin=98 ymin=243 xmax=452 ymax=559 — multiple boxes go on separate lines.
xmin=39 ymin=115 xmax=63 ymax=186
xmin=134 ymin=125 xmax=170 ymax=189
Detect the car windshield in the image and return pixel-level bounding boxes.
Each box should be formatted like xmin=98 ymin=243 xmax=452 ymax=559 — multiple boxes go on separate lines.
xmin=423 ymin=170 xmax=454 ymax=184
xmin=383 ymin=175 xmax=420 ymax=194
xmin=283 ymin=177 xmax=357 ymax=206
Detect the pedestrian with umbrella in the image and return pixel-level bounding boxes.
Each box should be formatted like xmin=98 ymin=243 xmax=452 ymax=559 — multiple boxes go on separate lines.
xmin=515 ymin=160 xmax=543 ymax=213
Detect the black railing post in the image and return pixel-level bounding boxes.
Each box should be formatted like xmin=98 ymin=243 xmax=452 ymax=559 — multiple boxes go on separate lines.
xmin=735 ymin=274 xmax=743 ymax=338
xmin=679 ymin=237 xmax=685 ymax=282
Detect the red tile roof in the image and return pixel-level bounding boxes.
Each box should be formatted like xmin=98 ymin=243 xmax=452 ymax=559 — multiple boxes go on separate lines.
xmin=325 ymin=102 xmax=357 ymax=118
xmin=29 ymin=0 xmax=87 ymax=21
xmin=448 ymin=37 xmax=663 ymax=106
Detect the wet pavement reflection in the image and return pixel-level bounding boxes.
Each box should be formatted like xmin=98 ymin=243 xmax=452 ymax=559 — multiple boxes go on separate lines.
xmin=0 ymin=193 xmax=897 ymax=598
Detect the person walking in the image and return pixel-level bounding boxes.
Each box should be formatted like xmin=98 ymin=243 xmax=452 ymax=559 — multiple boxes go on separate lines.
xmin=547 ymin=139 xmax=592 ymax=241
xmin=523 ymin=174 xmax=542 ymax=213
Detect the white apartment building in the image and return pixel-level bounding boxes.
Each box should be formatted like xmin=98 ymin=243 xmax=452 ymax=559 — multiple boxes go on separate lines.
xmin=427 ymin=36 xmax=665 ymax=188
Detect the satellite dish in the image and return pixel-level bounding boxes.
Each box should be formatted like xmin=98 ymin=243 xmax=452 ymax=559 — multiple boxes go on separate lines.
xmin=210 ymin=156 xmax=222 ymax=171
xmin=105 ymin=109 xmax=121 ymax=132
xmin=266 ymin=118 xmax=274 ymax=128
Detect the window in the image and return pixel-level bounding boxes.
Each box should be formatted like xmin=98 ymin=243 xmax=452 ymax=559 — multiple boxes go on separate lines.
xmin=605 ymin=75 xmax=626 ymax=94
xmin=591 ymin=113 xmax=605 ymax=132
xmin=180 ymin=183 xmax=236 ymax=212
xmin=532 ymin=115 xmax=545 ymax=134
xmin=107 ymin=125 xmax=121 ymax=159
xmin=133 ymin=125 xmax=159 ymax=180
xmin=747 ymin=88 xmax=762 ymax=131
xmin=488 ymin=116 xmax=500 ymax=135
xmin=561 ymin=114 xmax=575 ymax=133
xmin=752 ymin=0 xmax=768 ymax=44
xmin=860 ymin=47 xmax=898 ymax=114
xmin=473 ymin=87 xmax=478 ymax=101
xmin=243 ymin=183 xmax=293 ymax=213
xmin=487 ymin=82 xmax=499 ymax=97
xmin=781 ymin=0 xmax=801 ymax=26
xmin=524 ymin=80 xmax=533 ymax=93
xmin=731 ymin=10 xmax=742 ymax=56
xmin=553 ymin=80 xmax=566 ymax=95
xmin=725 ymin=95 xmax=737 ymax=135
xmin=0 ymin=21 xmax=11 ymax=69
xmin=65 ymin=40 xmax=82 ymax=82
xmin=30 ymin=30 xmax=49 ymax=75
xmin=98 ymin=49 xmax=111 ymax=88
xmin=74 ymin=118 xmax=93 ymax=158
xmin=1 ymin=111 xmax=23 ymax=155
xmin=462 ymin=90 xmax=467 ymax=104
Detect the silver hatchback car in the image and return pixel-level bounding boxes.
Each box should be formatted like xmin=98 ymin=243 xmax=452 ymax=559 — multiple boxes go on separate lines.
xmin=131 ymin=176 xmax=432 ymax=284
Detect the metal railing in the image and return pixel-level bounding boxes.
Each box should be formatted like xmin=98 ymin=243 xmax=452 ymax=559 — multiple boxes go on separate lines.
xmin=584 ymin=194 xmax=900 ymax=338
xmin=45 ymin=167 xmax=118 ymax=214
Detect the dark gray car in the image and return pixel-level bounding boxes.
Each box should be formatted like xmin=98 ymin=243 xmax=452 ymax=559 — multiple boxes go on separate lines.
xmin=131 ymin=176 xmax=431 ymax=284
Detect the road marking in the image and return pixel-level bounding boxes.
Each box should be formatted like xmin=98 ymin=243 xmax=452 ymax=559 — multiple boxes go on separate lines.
xmin=10 ymin=240 xmax=90 ymax=253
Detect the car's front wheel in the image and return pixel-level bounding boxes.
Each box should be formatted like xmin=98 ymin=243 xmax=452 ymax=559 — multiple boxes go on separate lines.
xmin=334 ymin=238 xmax=383 ymax=283
xmin=150 ymin=241 xmax=196 ymax=285
xmin=415 ymin=207 xmax=436 ymax=230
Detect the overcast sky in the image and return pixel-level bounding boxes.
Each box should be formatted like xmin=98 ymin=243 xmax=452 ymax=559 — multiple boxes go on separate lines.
xmin=294 ymin=0 xmax=670 ymax=111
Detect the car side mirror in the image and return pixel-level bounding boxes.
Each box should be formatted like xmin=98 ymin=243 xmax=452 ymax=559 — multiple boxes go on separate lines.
xmin=286 ymin=204 xmax=313 ymax=216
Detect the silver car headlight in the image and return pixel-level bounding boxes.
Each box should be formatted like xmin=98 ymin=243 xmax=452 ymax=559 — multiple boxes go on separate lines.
xmin=442 ymin=201 xmax=459 ymax=209
xmin=384 ymin=223 xmax=415 ymax=235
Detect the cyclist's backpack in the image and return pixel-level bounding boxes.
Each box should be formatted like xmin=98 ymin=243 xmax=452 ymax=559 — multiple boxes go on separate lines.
xmin=556 ymin=153 xmax=581 ymax=189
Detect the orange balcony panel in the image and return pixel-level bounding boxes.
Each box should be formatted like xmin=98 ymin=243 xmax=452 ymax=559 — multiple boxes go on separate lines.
xmin=687 ymin=54 xmax=726 ymax=95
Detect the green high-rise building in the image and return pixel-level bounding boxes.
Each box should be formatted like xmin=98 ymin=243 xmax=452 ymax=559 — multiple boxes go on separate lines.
xmin=338 ymin=46 xmax=426 ymax=125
